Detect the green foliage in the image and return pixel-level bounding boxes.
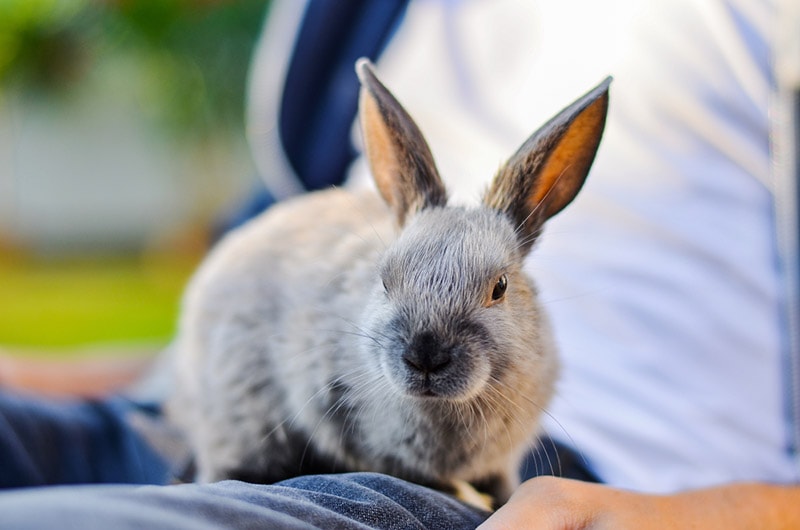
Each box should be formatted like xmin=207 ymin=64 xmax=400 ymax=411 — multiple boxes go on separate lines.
xmin=0 ymin=254 xmax=198 ymax=349
xmin=0 ymin=0 xmax=270 ymax=140
xmin=0 ymin=1 xmax=271 ymax=351
xmin=0 ymin=0 xmax=87 ymax=89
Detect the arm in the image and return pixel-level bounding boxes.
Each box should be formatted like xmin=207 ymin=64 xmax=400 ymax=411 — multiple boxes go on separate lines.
xmin=478 ymin=476 xmax=800 ymax=530
xmin=0 ymin=354 xmax=150 ymax=398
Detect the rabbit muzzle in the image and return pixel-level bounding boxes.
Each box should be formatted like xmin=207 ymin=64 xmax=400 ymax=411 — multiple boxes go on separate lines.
xmin=403 ymin=331 xmax=452 ymax=374
xmin=385 ymin=325 xmax=493 ymax=401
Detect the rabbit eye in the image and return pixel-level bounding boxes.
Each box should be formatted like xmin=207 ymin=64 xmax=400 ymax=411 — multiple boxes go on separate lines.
xmin=490 ymin=274 xmax=508 ymax=302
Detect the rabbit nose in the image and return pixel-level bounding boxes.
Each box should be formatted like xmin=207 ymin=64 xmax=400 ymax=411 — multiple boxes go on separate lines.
xmin=403 ymin=332 xmax=452 ymax=374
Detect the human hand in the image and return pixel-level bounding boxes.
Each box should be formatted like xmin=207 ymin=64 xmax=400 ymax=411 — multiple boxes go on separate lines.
xmin=477 ymin=476 xmax=800 ymax=530
xmin=477 ymin=476 xmax=668 ymax=530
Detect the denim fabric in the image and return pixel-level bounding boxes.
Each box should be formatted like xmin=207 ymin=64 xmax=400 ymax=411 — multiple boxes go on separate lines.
xmin=0 ymin=474 xmax=489 ymax=530
xmin=0 ymin=391 xmax=170 ymax=488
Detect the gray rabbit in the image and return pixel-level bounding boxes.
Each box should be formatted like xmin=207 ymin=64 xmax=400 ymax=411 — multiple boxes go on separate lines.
xmin=169 ymin=58 xmax=609 ymax=507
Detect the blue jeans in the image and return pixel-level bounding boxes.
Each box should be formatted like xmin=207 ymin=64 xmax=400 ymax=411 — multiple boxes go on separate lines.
xmin=0 ymin=390 xmax=595 ymax=529
xmin=0 ymin=474 xmax=488 ymax=529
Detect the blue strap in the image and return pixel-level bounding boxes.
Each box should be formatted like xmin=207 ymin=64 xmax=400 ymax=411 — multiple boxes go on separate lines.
xmin=791 ymin=88 xmax=800 ymax=462
xmin=0 ymin=391 xmax=170 ymax=488
xmin=278 ymin=0 xmax=410 ymax=191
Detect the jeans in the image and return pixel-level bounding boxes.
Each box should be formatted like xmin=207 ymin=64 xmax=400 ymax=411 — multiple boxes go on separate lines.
xmin=0 ymin=389 xmax=596 ymax=529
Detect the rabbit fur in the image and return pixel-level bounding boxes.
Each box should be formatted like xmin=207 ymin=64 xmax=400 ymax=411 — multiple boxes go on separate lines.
xmin=169 ymin=58 xmax=610 ymax=505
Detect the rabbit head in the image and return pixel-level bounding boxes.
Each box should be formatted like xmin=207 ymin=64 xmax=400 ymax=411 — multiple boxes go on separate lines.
xmin=356 ymin=59 xmax=608 ymax=403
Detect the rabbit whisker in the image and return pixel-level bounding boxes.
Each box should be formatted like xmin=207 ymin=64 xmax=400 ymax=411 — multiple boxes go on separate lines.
xmin=512 ymin=164 xmax=573 ymax=239
xmin=493 ymin=383 xmax=589 ymax=476
xmin=259 ymin=369 xmax=349 ymax=446
xmin=297 ymin=367 xmax=378 ymax=472
xmin=481 ymin=384 xmax=524 ymax=458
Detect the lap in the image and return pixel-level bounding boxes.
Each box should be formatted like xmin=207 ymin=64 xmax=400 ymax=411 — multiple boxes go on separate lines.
xmin=0 ymin=473 xmax=489 ymax=530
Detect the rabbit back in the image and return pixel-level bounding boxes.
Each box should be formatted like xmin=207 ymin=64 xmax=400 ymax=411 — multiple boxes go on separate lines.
xmin=171 ymin=188 xmax=394 ymax=482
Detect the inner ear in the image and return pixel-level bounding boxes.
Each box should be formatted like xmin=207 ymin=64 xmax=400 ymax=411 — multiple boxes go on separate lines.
xmin=526 ymin=93 xmax=608 ymax=218
xmin=484 ymin=77 xmax=610 ymax=253
xmin=356 ymin=59 xmax=447 ymax=226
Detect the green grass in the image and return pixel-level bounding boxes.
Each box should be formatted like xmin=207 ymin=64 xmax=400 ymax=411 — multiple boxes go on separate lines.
xmin=0 ymin=253 xmax=199 ymax=355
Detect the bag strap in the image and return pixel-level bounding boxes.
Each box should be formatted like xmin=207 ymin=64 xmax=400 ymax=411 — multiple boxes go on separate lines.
xmin=278 ymin=0 xmax=411 ymax=191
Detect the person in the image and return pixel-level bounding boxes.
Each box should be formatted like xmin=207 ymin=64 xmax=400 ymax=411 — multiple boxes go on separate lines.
xmin=1 ymin=0 xmax=799 ymax=527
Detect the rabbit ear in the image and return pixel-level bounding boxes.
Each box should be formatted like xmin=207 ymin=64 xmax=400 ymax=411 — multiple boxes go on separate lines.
xmin=356 ymin=58 xmax=447 ymax=227
xmin=484 ymin=77 xmax=611 ymax=254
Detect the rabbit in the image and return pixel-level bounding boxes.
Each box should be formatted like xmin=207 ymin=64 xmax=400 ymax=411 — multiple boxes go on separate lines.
xmin=168 ymin=58 xmax=610 ymax=508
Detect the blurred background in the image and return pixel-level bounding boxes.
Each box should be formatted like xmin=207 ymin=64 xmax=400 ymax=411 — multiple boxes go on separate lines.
xmin=0 ymin=0 xmax=269 ymax=381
